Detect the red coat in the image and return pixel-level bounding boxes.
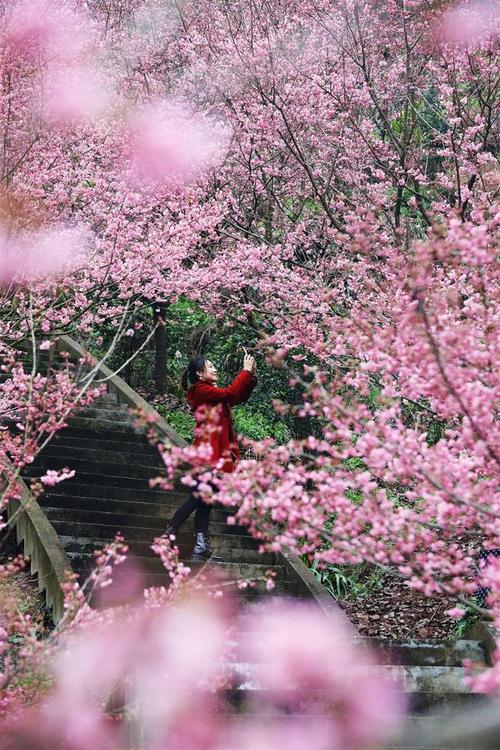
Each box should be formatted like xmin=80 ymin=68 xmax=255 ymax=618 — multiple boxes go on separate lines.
xmin=187 ymin=370 xmax=256 ymax=473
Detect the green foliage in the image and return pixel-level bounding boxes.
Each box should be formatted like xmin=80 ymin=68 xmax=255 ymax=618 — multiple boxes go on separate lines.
xmin=308 ymin=560 xmax=351 ymax=599
xmin=343 ymin=456 xmax=366 ymax=471
xmin=89 ymin=296 xmax=316 ymax=445
xmin=157 ymin=407 xmax=195 ymax=441
xmin=426 ymin=418 xmax=446 ymax=446
xmin=156 ymin=401 xmax=292 ymax=444
xmin=367 ymin=383 xmax=382 ymax=408
xmin=233 ymin=409 xmax=292 ymax=442
xmin=450 ymin=599 xmax=482 ymax=640
xmin=345 ymin=488 xmax=363 ymax=504
xmin=304 ymin=557 xmax=385 ymax=601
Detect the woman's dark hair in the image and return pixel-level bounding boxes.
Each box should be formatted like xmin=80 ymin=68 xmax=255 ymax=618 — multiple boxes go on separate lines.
xmin=181 ymin=356 xmax=208 ymax=390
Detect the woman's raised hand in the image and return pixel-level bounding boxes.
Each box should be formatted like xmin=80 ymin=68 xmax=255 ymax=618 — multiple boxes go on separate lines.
xmin=243 ymin=353 xmax=256 ymax=373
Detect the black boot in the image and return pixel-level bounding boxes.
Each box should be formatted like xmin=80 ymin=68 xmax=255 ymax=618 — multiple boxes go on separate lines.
xmin=191 ymin=532 xmax=222 ymax=562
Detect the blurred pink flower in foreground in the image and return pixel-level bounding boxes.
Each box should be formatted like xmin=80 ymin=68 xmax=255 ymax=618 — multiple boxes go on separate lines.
xmin=2 ymin=595 xmax=229 ymax=750
xmin=124 ymin=100 xmax=230 ymax=187
xmin=2 ymin=595 xmax=405 ymax=750
xmin=441 ymin=1 xmax=500 ymax=46
xmin=5 ymin=0 xmax=91 ymax=60
xmin=0 ymin=224 xmax=90 ymax=284
xmin=45 ymin=65 xmax=115 ymax=125
xmin=6 ymin=1 xmax=109 ymax=127
xmin=230 ymin=601 xmax=406 ymax=750
xmin=6 ymin=0 xmax=64 ymax=52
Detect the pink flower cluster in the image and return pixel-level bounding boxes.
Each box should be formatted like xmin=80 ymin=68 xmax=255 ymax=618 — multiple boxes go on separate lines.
xmin=40 ymin=468 xmax=75 ymax=487
xmin=1 ymin=349 xmax=103 ymax=518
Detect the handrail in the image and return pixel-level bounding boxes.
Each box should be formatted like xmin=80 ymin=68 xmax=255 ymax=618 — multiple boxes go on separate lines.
xmin=468 ymin=620 xmax=498 ymax=667
xmin=4 ymin=466 xmax=72 ymax=623
xmin=279 ymin=548 xmax=340 ymax=615
xmin=3 ymin=334 xmax=186 ymax=625
xmin=56 ymin=335 xmax=187 ymax=448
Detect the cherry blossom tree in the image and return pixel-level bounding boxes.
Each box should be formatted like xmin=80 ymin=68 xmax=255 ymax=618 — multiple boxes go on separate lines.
xmin=142 ymin=0 xmax=500 ymax=689
xmin=0 ymin=0 xmax=499 ymax=740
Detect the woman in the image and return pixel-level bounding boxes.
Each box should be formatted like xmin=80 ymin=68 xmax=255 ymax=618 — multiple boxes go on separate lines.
xmin=164 ymin=352 xmax=257 ymax=561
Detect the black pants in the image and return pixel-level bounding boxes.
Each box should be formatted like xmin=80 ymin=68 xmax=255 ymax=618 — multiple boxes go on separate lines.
xmin=169 ymin=487 xmax=212 ymax=534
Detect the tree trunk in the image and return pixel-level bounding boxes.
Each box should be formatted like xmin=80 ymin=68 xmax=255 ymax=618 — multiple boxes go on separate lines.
xmin=153 ymin=302 xmax=169 ymax=394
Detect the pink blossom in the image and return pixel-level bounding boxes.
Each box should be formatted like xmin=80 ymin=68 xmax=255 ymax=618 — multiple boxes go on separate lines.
xmin=238 ymin=601 xmax=406 ymax=748
xmin=446 ymin=607 xmax=466 ymax=619
xmin=220 ymin=718 xmax=338 ymax=750
xmin=40 ymin=469 xmax=75 ymax=486
xmin=6 ymin=0 xmax=64 ymax=53
xmin=1 ymin=0 xmax=500 ymax=720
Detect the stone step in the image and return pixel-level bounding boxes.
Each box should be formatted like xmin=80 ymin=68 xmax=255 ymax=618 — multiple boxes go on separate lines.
xmin=239 ymin=596 xmax=303 ymax=612
xmin=40 ymin=490 xmax=236 ymax=521
xmin=67 ymin=551 xmax=284 ymax=581
xmin=403 ymin=690 xmax=491 ymax=715
xmin=25 ymin=467 xmax=165 ymax=490
xmin=52 ymin=429 xmax=158 ymax=451
xmin=223 ymin=629 xmax=486 ymax=670
xmin=72 ymin=560 xmax=291 ymax=599
xmin=51 ymin=520 xmax=258 ymax=548
xmin=94 ymin=392 xmax=120 ymax=405
xmin=37 ymin=444 xmax=163 ymax=467
xmin=58 ymin=535 xmax=276 ymax=565
xmin=219 ymin=702 xmax=492 ymax=720
xmin=65 ymin=416 xmax=142 ymax=433
xmin=92 ymin=582 xmax=295 ymax=608
xmin=45 ymin=507 xmax=247 ymax=535
xmin=363 ymin=638 xmax=487 ymax=668
xmin=400 ymin=665 xmax=487 ymax=695
xmin=40 ymin=480 xmax=193 ymax=504
xmin=383 ymin=705 xmax=500 ymax=749
xmin=74 ymin=406 xmax=134 ymax=422
xmin=223 ymin=662 xmax=478 ymax=693
xmin=0 ymin=367 xmax=91 ymax=385
xmin=221 ymin=686 xmax=491 ymax=717
xmin=31 ymin=456 xmax=167 ymax=481
xmin=213 ymin=703 xmax=498 ymax=749
xmin=39 ymin=494 xmax=236 ymax=522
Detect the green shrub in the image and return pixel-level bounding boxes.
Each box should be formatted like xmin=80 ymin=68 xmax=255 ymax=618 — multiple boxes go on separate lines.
xmin=304 ymin=558 xmax=385 ymax=601
xmin=233 ymin=410 xmax=292 ymax=443
xmin=157 ymin=407 xmax=195 ymax=441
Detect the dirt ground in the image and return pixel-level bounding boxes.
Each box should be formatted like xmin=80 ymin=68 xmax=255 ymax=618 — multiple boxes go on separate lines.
xmin=0 ymin=531 xmax=52 ymax=638
xmin=340 ymin=573 xmax=461 ymax=640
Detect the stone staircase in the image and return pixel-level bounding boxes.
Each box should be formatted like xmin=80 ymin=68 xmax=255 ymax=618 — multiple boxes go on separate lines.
xmin=220 ymin=629 xmax=497 ymax=750
xmin=227 ymin=631 xmax=489 ymax=708
xmin=23 ymin=389 xmax=288 ymax=598
xmin=4 ymin=340 xmax=498 ymax=747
